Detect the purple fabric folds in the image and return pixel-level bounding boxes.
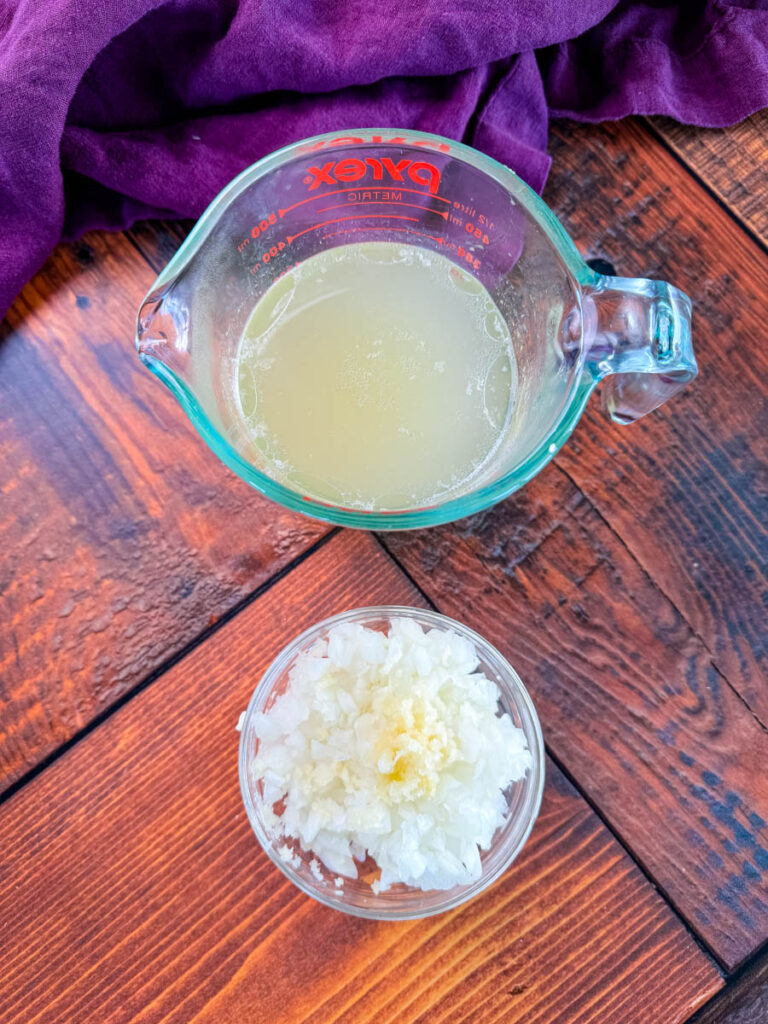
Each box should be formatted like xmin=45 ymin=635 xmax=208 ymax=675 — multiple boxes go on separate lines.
xmin=1 ymin=0 xmax=767 ymax=316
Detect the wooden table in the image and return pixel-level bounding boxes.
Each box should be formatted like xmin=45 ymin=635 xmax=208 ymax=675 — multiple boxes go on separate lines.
xmin=1 ymin=114 xmax=767 ymax=1023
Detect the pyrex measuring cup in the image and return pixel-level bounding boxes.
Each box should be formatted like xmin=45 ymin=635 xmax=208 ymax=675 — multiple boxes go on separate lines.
xmin=136 ymin=129 xmax=697 ymax=530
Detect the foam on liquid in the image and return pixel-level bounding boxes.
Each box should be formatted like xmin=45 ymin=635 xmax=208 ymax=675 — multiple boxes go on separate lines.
xmin=236 ymin=242 xmax=516 ymax=509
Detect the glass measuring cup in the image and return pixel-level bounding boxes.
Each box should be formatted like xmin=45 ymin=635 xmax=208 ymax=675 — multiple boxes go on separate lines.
xmin=136 ymin=129 xmax=697 ymax=530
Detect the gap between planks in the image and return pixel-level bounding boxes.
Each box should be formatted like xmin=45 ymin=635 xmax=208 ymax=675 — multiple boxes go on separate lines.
xmin=645 ymin=115 xmax=768 ymax=259
xmin=374 ymin=527 xmax=736 ymax=978
xmin=689 ymin=934 xmax=768 ymax=1023
xmin=553 ymin=462 xmax=768 ymax=739
xmin=0 ymin=527 xmax=340 ymax=812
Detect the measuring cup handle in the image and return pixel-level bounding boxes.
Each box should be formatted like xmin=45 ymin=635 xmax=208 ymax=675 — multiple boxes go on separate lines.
xmin=582 ymin=276 xmax=697 ymax=423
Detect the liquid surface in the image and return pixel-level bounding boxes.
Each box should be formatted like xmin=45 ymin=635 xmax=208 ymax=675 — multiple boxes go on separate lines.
xmin=237 ymin=242 xmax=516 ymax=509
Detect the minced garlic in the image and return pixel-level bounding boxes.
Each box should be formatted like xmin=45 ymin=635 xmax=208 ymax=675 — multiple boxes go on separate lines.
xmin=252 ymin=617 xmax=532 ymax=892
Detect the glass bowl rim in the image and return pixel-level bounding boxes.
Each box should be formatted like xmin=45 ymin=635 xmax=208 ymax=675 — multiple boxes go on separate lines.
xmin=237 ymin=605 xmax=546 ymax=920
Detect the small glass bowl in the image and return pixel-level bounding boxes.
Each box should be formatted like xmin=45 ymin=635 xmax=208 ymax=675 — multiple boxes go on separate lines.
xmin=238 ymin=606 xmax=545 ymax=919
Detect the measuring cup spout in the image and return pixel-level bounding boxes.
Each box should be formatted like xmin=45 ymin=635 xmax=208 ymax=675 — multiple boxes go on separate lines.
xmin=135 ymin=286 xmax=191 ymax=382
xmin=582 ymin=275 xmax=697 ymax=423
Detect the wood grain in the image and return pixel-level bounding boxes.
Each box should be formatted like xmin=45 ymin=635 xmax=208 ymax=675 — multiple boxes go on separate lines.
xmin=126 ymin=219 xmax=195 ymax=273
xmin=384 ymin=460 xmax=768 ymax=970
xmin=652 ymin=111 xmax=768 ymax=248
xmin=543 ymin=118 xmax=768 ymax=728
xmin=691 ymin=947 xmax=768 ymax=1024
xmin=0 ymin=231 xmax=327 ymax=792
xmin=0 ymin=531 xmax=720 ymax=1024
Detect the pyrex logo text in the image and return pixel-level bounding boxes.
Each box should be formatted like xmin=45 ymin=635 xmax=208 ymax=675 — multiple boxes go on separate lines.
xmin=304 ymin=157 xmax=442 ymax=195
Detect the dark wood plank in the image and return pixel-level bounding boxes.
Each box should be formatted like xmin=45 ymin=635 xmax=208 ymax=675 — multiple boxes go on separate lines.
xmin=0 ymin=532 xmax=721 ymax=1024
xmin=126 ymin=219 xmax=195 ymax=273
xmin=651 ymin=111 xmax=768 ymax=248
xmin=543 ymin=118 xmax=768 ymax=727
xmin=691 ymin=947 xmax=768 ymax=1024
xmin=384 ymin=460 xmax=768 ymax=970
xmin=0 ymin=231 xmax=327 ymax=793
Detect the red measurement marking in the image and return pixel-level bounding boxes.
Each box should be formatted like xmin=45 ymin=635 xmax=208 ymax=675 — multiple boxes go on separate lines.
xmin=453 ymin=200 xmax=478 ymax=217
xmin=321 ymin=226 xmax=447 ymax=245
xmin=464 ymin=222 xmax=491 ymax=245
xmin=286 ymin=214 xmax=419 ymax=245
xmin=279 ymin=186 xmax=450 ymax=217
xmin=315 ymin=200 xmax=448 ymax=220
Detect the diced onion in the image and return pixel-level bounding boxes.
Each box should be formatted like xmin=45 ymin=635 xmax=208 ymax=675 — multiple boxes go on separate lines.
xmin=253 ymin=618 xmax=531 ymax=892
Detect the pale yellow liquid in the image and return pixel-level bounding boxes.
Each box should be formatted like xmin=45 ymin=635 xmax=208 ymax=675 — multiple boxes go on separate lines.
xmin=236 ymin=242 xmax=516 ymax=509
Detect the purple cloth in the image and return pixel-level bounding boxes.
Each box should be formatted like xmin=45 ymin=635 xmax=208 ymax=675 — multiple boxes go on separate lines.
xmin=1 ymin=0 xmax=767 ymax=317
